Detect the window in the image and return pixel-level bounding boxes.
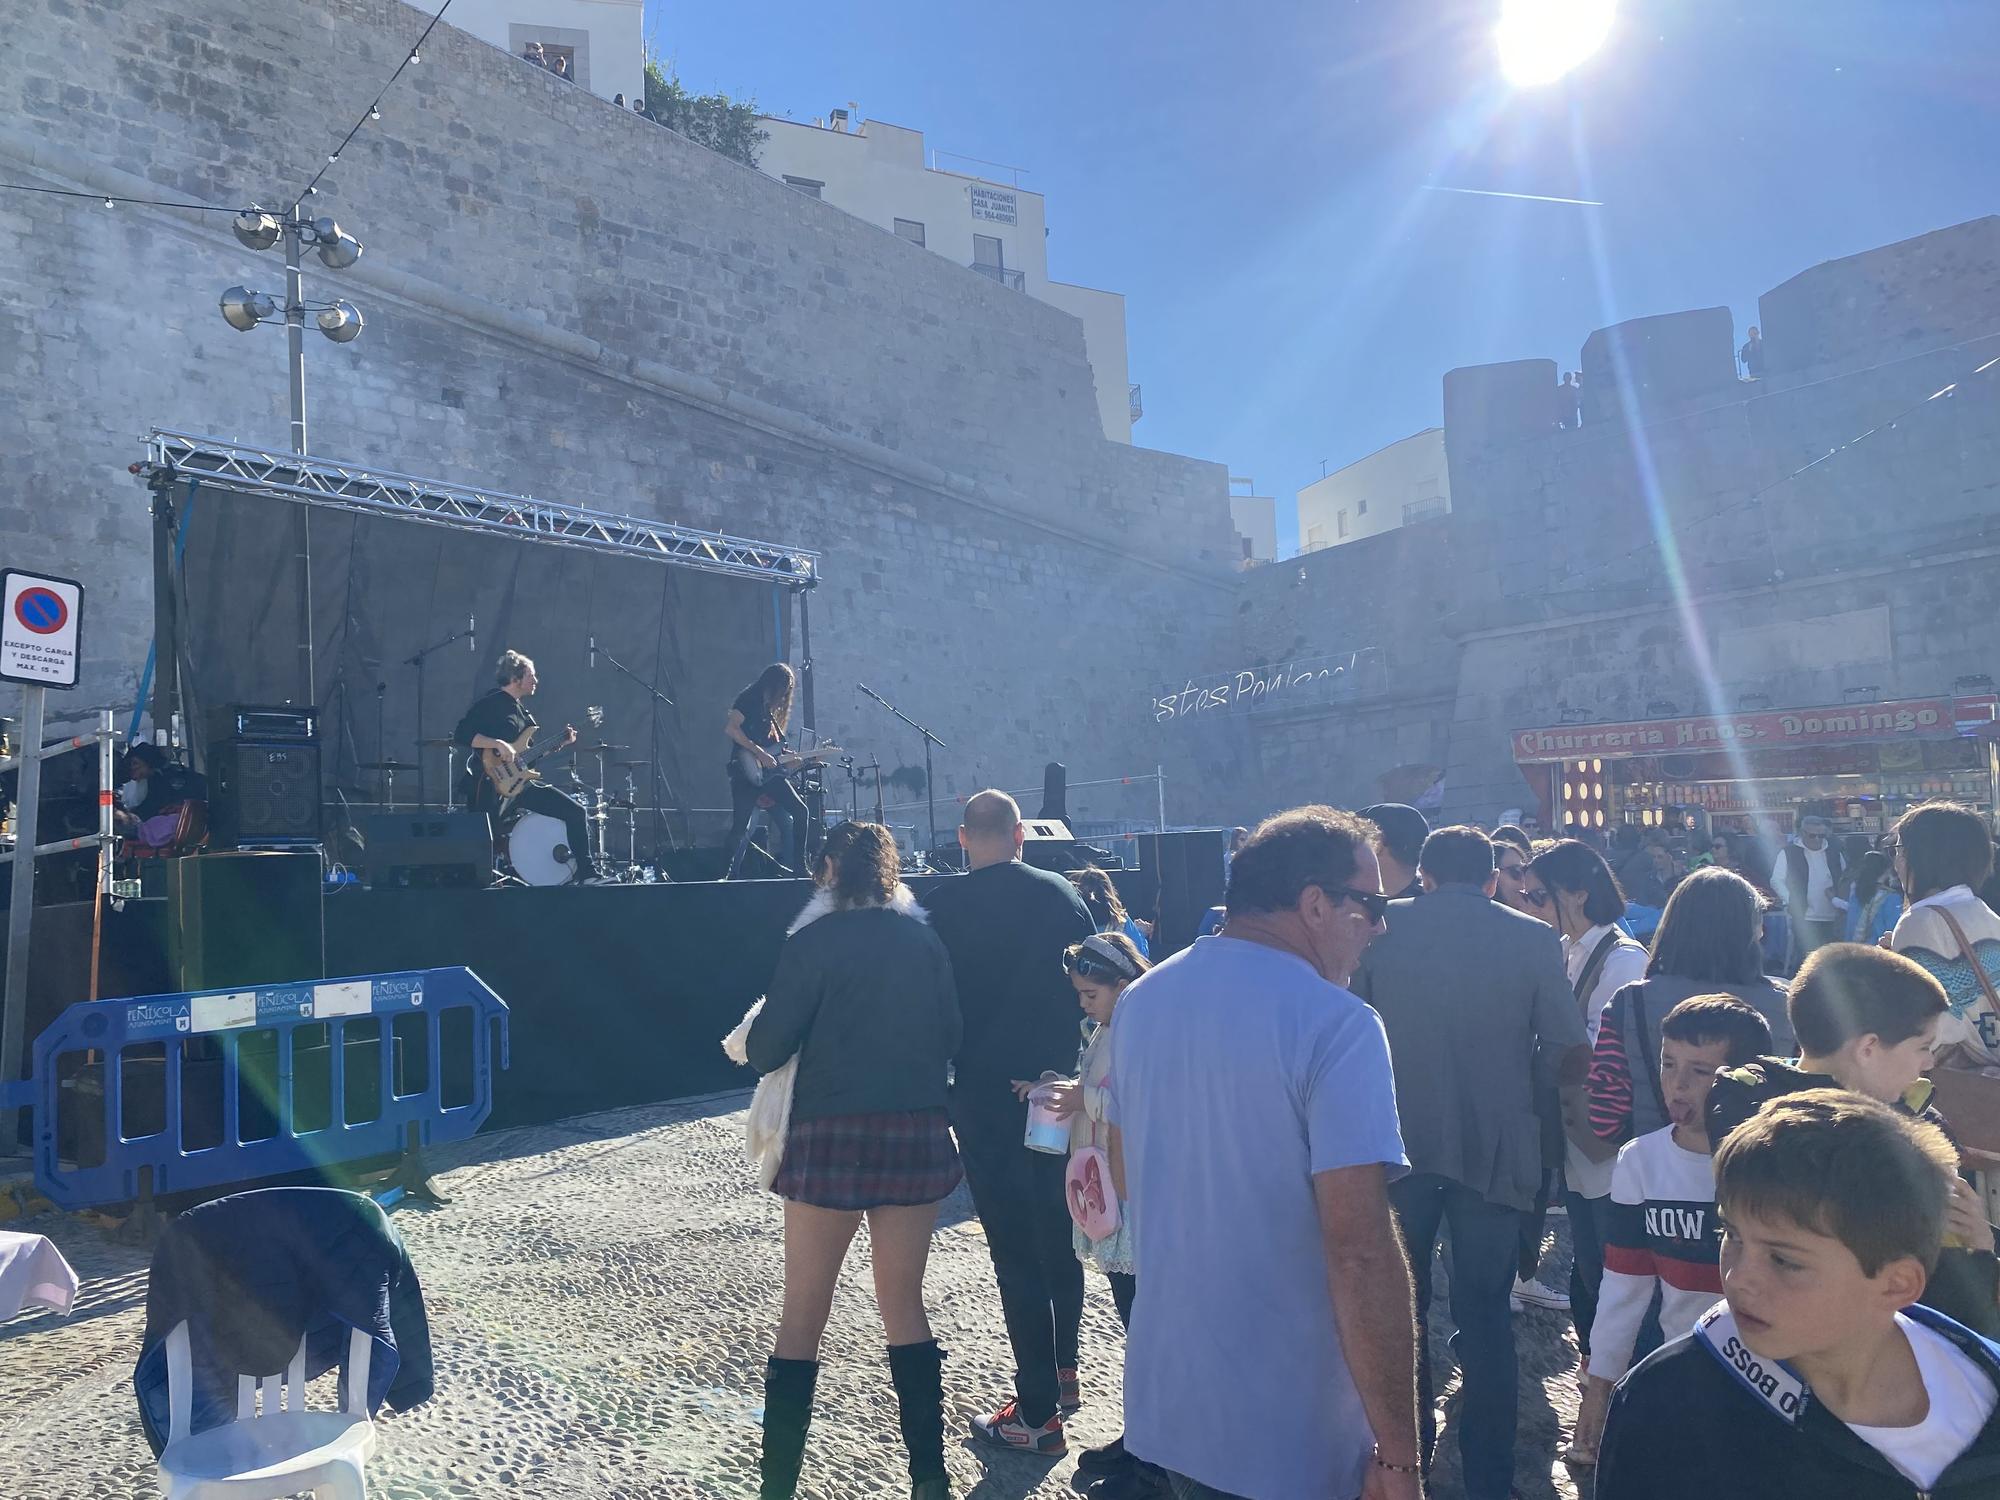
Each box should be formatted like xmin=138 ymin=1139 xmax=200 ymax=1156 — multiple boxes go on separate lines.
xmin=1305 ymin=523 xmax=1326 ymax=550
xmin=1336 ymin=509 xmax=1350 ymax=538
xmin=894 ymin=218 xmax=926 ymax=247
xmin=970 ymin=233 xmax=1022 ymax=288
xmin=782 ymin=176 xmax=824 ymax=199
xmin=1241 ymin=534 xmax=1255 ymax=560
xmin=1357 ymin=499 xmax=1369 ymax=516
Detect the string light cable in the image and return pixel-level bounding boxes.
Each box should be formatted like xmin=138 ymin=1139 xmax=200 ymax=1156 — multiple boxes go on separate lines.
xmin=293 ymin=0 xmax=455 ymax=204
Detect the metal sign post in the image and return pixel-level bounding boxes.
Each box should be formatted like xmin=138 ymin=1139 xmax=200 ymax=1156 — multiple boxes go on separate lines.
xmin=0 ymin=684 xmax=45 ymax=1156
xmin=0 ymin=567 xmax=86 ymax=1157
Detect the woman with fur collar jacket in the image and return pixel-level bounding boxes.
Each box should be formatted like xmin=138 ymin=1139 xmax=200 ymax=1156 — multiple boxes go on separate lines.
xmin=745 ymin=820 xmax=963 ymax=1500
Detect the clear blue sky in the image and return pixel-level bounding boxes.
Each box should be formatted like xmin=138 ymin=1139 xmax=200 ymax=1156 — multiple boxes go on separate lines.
xmin=644 ymin=0 xmax=1999 ymax=550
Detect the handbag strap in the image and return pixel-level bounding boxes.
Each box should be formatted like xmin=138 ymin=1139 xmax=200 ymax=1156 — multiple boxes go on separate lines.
xmin=1573 ymin=929 xmax=1622 ymax=1015
xmin=1935 ymin=905 xmax=2000 ymax=1013
xmin=1627 ymin=983 xmax=1667 ymax=1122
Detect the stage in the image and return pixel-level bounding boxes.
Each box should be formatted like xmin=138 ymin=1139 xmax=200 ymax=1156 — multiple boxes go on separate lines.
xmin=0 ymin=856 xmax=1197 ymax=1133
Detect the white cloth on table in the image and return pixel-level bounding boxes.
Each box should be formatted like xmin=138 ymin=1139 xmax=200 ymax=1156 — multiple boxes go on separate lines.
xmin=0 ymin=1229 xmax=80 ymax=1317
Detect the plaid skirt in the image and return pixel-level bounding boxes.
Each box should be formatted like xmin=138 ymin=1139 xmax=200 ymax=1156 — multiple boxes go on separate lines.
xmin=771 ymin=1107 xmax=963 ymax=1210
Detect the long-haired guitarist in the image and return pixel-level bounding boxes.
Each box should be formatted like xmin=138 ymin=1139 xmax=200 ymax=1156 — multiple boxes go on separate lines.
xmin=723 ymin=661 xmax=808 ymax=878
xmin=453 ymin=650 xmax=601 ymax=883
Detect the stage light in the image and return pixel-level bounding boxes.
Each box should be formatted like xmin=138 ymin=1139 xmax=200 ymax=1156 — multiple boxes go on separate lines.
xmin=317 ymin=300 xmax=364 ymax=343
xmin=1496 ymin=0 xmax=1614 ymax=87
xmin=219 ymin=285 xmax=278 ymax=331
xmin=232 ymin=208 xmax=282 ymax=251
xmin=312 ymin=218 xmax=364 ymax=269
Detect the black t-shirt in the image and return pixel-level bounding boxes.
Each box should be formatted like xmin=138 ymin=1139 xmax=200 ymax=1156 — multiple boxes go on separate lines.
xmin=452 ymin=689 xmax=533 ymax=805
xmin=729 ymin=685 xmax=778 ymax=770
xmin=923 ymin=860 xmax=1095 ymax=1122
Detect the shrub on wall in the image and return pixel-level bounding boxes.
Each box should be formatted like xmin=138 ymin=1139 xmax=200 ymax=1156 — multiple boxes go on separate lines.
xmin=643 ymin=51 xmax=767 ymax=168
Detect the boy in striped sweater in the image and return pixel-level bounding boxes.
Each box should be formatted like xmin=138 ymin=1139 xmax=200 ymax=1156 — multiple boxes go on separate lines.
xmin=1568 ymin=995 xmax=1773 ymax=1463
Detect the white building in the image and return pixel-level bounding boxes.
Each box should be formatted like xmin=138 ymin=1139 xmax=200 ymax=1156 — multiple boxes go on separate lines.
xmin=1296 ymin=428 xmax=1450 ymax=551
xmin=443 ymin=0 xmax=644 ymax=104
xmin=1228 ymin=477 xmax=1276 ymax=567
xmin=756 ymin=111 xmax=1137 ymax=443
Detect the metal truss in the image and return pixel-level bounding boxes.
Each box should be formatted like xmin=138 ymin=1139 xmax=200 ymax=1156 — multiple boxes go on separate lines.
xmin=137 ymin=429 xmax=819 ymax=587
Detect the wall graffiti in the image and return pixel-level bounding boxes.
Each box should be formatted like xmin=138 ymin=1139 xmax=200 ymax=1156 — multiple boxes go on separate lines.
xmin=1153 ymin=650 xmax=1377 ymax=723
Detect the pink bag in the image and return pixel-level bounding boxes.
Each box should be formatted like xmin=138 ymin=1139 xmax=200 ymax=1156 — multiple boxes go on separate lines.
xmin=1065 ymin=1144 xmax=1121 ymax=1241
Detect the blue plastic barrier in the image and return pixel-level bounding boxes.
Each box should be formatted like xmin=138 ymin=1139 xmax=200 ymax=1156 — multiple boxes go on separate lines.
xmin=0 ymin=968 xmax=508 ymax=1209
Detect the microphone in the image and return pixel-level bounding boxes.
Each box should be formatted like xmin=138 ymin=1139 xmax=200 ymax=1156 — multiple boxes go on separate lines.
xmin=467 ymin=614 xmax=476 ymax=653
xmin=589 ymin=634 xmax=597 ymax=670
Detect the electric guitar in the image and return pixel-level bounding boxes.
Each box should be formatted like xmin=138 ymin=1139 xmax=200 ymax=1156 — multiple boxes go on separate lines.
xmin=480 ymin=722 xmax=578 ymax=800
xmin=734 ymin=741 xmax=845 ymax=788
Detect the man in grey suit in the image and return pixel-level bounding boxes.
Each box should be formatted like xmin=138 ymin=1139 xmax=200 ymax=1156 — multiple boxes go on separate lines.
xmin=1350 ymin=824 xmax=1587 ymax=1500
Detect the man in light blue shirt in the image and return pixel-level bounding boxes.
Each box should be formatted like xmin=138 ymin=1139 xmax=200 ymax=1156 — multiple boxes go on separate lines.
xmin=1109 ymin=806 xmax=1422 ymax=1500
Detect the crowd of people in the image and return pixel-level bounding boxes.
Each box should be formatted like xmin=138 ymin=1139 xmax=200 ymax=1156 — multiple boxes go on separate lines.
xmin=733 ymin=788 xmax=2000 ymax=1500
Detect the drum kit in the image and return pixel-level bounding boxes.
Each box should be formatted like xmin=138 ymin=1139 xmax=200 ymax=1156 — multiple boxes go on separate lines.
xmin=369 ymin=730 xmax=654 ymax=887
xmin=497 ymin=741 xmax=656 ymax=886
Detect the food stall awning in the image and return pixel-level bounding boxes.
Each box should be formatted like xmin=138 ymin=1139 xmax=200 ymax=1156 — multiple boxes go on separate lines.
xmin=1513 ymin=695 xmax=1999 ymax=765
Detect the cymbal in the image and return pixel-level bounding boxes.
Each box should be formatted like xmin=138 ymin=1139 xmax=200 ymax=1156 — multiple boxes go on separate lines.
xmin=418 ymin=737 xmax=456 ymax=747
xmin=611 ymin=758 xmax=651 ymax=768
xmin=582 ymin=743 xmax=630 ymax=753
xmin=361 ymin=760 xmax=420 ymax=771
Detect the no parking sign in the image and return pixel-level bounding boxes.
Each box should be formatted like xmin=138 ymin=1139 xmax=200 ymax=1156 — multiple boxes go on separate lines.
xmin=0 ymin=568 xmax=84 ymax=688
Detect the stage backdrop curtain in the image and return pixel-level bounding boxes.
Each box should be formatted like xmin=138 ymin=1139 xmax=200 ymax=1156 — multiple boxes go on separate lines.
xmin=177 ymin=489 xmax=784 ymax=846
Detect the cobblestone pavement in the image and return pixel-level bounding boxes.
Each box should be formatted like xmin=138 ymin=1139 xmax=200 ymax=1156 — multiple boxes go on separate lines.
xmin=0 ymin=1097 xmax=1592 ymax=1499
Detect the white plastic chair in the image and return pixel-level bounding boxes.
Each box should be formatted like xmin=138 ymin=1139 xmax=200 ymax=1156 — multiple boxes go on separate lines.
xmin=155 ymin=1320 xmax=378 ymax=1499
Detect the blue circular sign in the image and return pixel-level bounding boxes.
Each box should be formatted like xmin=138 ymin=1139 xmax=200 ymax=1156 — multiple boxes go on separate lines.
xmin=15 ymin=587 xmax=66 ymax=635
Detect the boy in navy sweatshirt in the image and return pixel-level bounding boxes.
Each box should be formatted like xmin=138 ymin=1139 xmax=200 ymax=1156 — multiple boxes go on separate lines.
xmin=1596 ymin=1090 xmax=2000 ymax=1499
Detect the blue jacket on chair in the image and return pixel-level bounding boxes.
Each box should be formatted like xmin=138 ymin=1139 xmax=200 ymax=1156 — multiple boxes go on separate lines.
xmin=133 ymin=1186 xmax=434 ymax=1455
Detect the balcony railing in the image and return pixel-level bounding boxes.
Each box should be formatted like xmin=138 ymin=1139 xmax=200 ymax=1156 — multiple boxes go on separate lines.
xmin=1128 ymin=384 xmax=1143 ymax=422
xmin=971 ymin=262 xmax=1025 ymax=290
xmin=1402 ymin=497 xmax=1448 ymax=525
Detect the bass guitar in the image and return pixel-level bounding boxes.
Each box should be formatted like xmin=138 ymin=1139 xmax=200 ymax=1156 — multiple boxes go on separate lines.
xmin=479 ymin=722 xmax=578 ymax=801
xmin=735 ymin=741 xmax=844 ymax=788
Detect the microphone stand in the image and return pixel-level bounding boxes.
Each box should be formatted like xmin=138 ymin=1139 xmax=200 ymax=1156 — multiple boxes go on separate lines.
xmin=593 ymin=643 xmax=678 ymax=857
xmin=405 ymin=622 xmax=475 ymax=810
xmin=857 ymin=683 xmax=950 ymax=870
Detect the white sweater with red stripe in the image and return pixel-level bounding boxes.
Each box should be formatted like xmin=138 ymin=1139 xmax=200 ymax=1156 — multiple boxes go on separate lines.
xmin=1587 ymin=1124 xmax=1724 ymax=1381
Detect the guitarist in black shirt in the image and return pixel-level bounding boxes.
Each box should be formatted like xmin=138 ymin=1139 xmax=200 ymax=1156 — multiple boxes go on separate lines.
xmin=723 ymin=662 xmax=808 ymax=879
xmin=453 ymin=650 xmax=599 ymax=883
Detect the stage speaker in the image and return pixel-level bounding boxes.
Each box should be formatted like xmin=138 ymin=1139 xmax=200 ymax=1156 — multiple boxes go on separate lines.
xmin=1136 ymin=830 xmax=1229 ymax=958
xmin=1020 ymin=818 xmax=1117 ymax=874
xmin=209 ymin=739 xmax=322 ymax=848
xmin=363 ymin=812 xmax=494 ymax=889
xmin=169 ymin=850 xmax=325 ymax=992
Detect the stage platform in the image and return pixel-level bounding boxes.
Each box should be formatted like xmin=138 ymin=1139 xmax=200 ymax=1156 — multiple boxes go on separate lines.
xmin=1 ymin=855 xmax=1204 ymax=1133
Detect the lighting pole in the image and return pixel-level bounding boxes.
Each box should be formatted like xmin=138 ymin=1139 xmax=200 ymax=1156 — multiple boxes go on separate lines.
xmin=220 ymin=205 xmax=365 ymax=706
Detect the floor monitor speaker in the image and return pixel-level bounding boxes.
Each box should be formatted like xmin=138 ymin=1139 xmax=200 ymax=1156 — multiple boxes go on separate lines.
xmin=363 ymin=812 xmax=494 ymax=889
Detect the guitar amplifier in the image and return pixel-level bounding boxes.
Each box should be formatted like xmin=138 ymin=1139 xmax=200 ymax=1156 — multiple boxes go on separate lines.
xmin=208 ymin=704 xmax=317 ymax=743
xmin=209 ymin=738 xmax=322 ymax=849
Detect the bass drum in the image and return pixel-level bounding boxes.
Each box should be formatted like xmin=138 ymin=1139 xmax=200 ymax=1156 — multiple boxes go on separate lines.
xmin=505 ymin=810 xmax=576 ymax=886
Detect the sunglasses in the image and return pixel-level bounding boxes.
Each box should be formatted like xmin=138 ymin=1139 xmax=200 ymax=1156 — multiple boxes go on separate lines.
xmin=1329 ymin=885 xmax=1391 ymax=922
xmin=1065 ymin=949 xmax=1133 ymax=982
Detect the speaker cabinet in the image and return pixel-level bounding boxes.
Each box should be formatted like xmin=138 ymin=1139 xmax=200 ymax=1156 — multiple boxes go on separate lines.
xmin=363 ymin=812 xmax=494 ymax=889
xmin=1135 ymin=830 xmax=1229 ymax=958
xmin=169 ymin=850 xmax=325 ymax=992
xmin=210 ymin=739 xmax=321 ymax=848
